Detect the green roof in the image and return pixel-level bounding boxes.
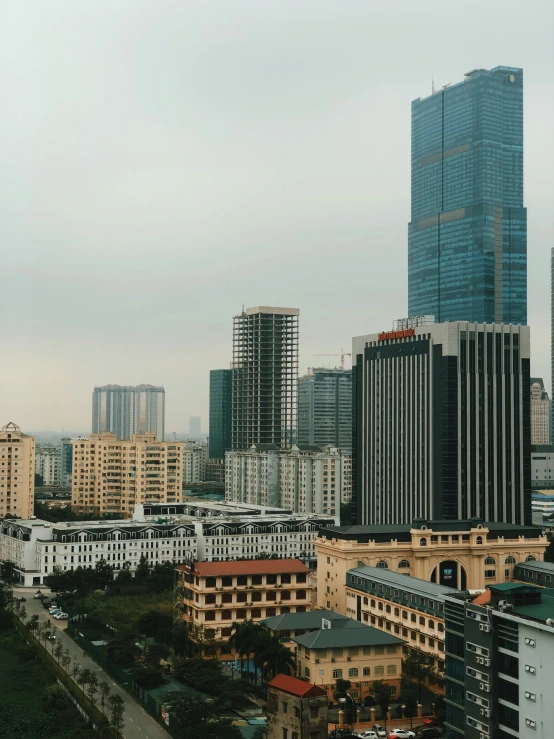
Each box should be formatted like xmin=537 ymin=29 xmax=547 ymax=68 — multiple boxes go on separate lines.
xmin=489 ymin=582 xmax=536 ymax=592
xmin=261 ymin=610 xmax=350 ymax=632
xmin=292 ymin=623 xmax=404 ymax=650
xmin=348 ymin=566 xmax=464 ymax=597
xmin=514 ymin=589 xmax=554 ymax=622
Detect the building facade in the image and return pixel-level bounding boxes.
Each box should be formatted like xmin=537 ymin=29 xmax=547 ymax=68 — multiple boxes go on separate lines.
xmin=316 ymin=519 xmax=547 ymax=614
xmin=209 ymin=369 xmax=233 ymax=460
xmin=444 ymin=583 xmax=554 ymax=739
xmin=297 ymin=368 xmax=352 ymax=450
xmin=0 ymin=504 xmax=335 ymax=586
xmin=353 ymin=320 xmax=531 ymax=525
xmin=267 ymin=675 xmax=328 ymax=739
xmin=408 ymin=66 xmax=526 ymax=325
xmin=226 ymin=444 xmax=352 ymax=515
xmin=92 ymin=384 xmax=165 ymax=440
xmin=531 ymin=445 xmax=554 ymax=490
xmin=531 ymin=491 xmax=554 ymax=516
xmin=0 ymin=422 xmax=35 ymax=519
xmin=71 ymin=432 xmax=183 ymax=517
xmin=35 ymin=446 xmax=61 ymax=486
xmin=232 ymin=306 xmax=299 ymax=450
xmin=176 ymin=559 xmax=312 ymax=655
xmin=182 ymin=442 xmax=208 ymax=484
xmin=531 ymin=378 xmax=550 ymax=445
xmin=60 ymin=437 xmax=73 ymax=486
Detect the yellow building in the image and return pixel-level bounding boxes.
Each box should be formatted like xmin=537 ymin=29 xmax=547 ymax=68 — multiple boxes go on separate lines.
xmin=316 ymin=519 xmax=548 ymax=614
xmin=71 ymin=432 xmax=183 ymax=518
xmin=292 ymin=618 xmax=404 ymax=703
xmin=0 ymin=422 xmax=35 ymax=519
xmin=176 ymin=558 xmax=312 ymax=656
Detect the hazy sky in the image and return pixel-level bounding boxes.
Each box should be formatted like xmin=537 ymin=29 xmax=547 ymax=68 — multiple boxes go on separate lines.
xmin=2 ymin=0 xmax=553 ymax=433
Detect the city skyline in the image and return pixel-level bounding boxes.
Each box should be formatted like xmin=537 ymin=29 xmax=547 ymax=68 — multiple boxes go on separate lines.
xmin=2 ymin=1 xmax=553 ymax=432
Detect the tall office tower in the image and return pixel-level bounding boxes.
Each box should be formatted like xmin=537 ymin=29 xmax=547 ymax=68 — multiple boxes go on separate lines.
xmin=209 ymin=369 xmax=232 ymax=459
xmin=408 ymin=67 xmax=526 ymax=324
xmin=530 ymin=378 xmax=550 ymax=445
xmin=353 ymin=319 xmax=531 ymax=526
xmin=189 ymin=416 xmax=201 ymax=436
xmin=0 ymin=422 xmax=35 ymax=519
xmin=297 ymin=368 xmax=352 ymax=450
xmin=71 ymin=432 xmax=183 ymax=518
xmin=91 ymin=384 xmax=165 ymax=440
xmin=60 ymin=437 xmax=73 ymax=486
xmin=232 ymin=306 xmax=299 ymax=450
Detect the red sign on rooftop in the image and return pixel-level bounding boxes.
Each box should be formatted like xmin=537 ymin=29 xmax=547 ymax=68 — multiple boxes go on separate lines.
xmin=378 ymin=328 xmax=415 ymax=341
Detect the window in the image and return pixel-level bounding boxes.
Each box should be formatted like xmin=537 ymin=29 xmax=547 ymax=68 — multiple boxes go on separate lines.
xmin=309 ymin=706 xmax=319 ymax=719
xmin=374 ymin=646 xmax=384 ymax=655
xmin=304 ymin=667 xmax=310 ymax=678
xmin=294 ymin=706 xmax=301 ymax=718
xmin=428 ymin=620 xmax=435 ymax=629
xmin=485 ymin=570 xmax=495 ymax=578
xmin=476 ymin=536 xmax=483 ymax=545
xmin=398 ymin=559 xmax=410 ymax=568
xmin=282 ymin=730 xmax=288 ymax=739
xmin=332 ymin=669 xmax=343 ymax=679
xmin=376 ymin=560 xmax=388 ymax=569
xmin=349 ymin=668 xmax=359 ymax=677
xmin=386 ymin=645 xmax=397 ymax=654
xmin=420 ymin=538 xmax=427 ymax=547
xmin=387 ymin=665 xmax=397 ymax=675
xmin=505 ymin=556 xmax=516 ymax=564
xmin=363 ymin=667 xmax=371 ymax=676
xmin=282 ymin=702 xmax=288 ymax=714
xmin=484 ymin=557 xmax=496 ymax=565
xmin=374 ymin=665 xmax=384 ymax=676
xmin=526 ymin=555 xmax=537 ymax=562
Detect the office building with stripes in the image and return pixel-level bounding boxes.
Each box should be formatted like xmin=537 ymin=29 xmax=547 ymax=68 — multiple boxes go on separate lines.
xmin=353 ymin=320 xmax=531 ymax=526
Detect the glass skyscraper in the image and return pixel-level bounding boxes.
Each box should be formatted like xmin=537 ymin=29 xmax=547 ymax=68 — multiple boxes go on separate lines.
xmin=408 ymin=67 xmax=526 ymax=324
xmin=208 ymin=369 xmax=232 ymax=459
xmin=297 ymin=368 xmax=352 ymax=450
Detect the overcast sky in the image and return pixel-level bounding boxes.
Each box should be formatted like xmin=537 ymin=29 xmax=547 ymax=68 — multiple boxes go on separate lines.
xmin=1 ymin=0 xmax=553 ymax=433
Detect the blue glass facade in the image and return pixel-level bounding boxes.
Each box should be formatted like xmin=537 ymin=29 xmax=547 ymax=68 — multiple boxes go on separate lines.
xmin=209 ymin=369 xmax=232 ymax=459
xmin=408 ymin=67 xmax=526 ymax=324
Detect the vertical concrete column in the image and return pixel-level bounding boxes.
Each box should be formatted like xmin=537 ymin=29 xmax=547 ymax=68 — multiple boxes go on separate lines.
xmin=417 ymin=703 xmax=423 ymax=718
xmin=338 ymin=710 xmax=344 ymax=727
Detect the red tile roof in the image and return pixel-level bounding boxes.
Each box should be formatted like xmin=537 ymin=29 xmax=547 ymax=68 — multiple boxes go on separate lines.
xmin=177 ymin=558 xmax=310 ymax=577
xmin=472 ymin=589 xmax=492 ymax=606
xmin=268 ymin=674 xmax=327 ymax=698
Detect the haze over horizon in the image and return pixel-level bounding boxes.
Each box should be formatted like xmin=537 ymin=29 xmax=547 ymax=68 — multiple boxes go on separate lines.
xmin=2 ymin=0 xmax=553 ymax=432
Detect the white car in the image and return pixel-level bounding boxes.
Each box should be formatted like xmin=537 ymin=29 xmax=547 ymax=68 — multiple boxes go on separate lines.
xmin=49 ymin=608 xmax=62 ymax=615
xmin=371 ymin=728 xmax=387 ymax=738
xmin=54 ymin=612 xmax=68 ymax=620
xmin=357 ymin=732 xmax=379 ymax=739
xmin=388 ymin=730 xmax=415 ymax=739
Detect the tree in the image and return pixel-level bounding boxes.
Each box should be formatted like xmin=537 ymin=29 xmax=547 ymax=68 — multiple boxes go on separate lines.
xmin=71 ymin=658 xmax=81 ymax=683
xmin=137 ymin=609 xmax=172 ymax=639
xmin=255 ymin=637 xmax=295 ymax=682
xmin=86 ymin=672 xmax=99 ymax=709
xmin=116 ymin=568 xmax=133 ymax=585
xmin=171 ymin=622 xmax=189 ymax=656
xmin=62 ymin=648 xmax=72 ymax=675
xmin=402 ymin=687 xmax=418 ymax=729
xmin=163 ymin=689 xmax=242 ymax=739
xmin=334 ymin=679 xmax=354 ymax=726
xmin=95 ymin=558 xmax=114 ymax=590
xmin=79 ymin=667 xmax=93 ymax=702
xmin=369 ymin=680 xmax=393 ymax=727
xmin=28 ymin=614 xmax=40 ymax=633
xmin=135 ymin=554 xmax=150 ymax=580
xmin=54 ymin=642 xmax=64 ymax=672
xmin=107 ymin=694 xmax=125 ymax=737
xmin=42 ymin=683 xmax=70 ymax=713
xmin=434 ymin=693 xmax=446 ymax=724
xmin=98 ymin=680 xmax=111 ymax=722
xmin=130 ymin=658 xmax=165 ymax=689
xmin=107 ymin=627 xmax=139 ymax=667
xmin=544 ymin=534 xmax=554 ymax=564
xmin=403 ymin=649 xmax=442 ymax=702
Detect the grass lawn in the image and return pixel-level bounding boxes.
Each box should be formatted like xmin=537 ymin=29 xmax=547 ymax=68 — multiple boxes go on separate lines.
xmin=0 ymin=625 xmax=96 ymax=739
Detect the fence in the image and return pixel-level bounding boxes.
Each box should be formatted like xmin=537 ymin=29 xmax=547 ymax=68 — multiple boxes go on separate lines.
xmin=66 ymin=621 xmax=168 ymax=728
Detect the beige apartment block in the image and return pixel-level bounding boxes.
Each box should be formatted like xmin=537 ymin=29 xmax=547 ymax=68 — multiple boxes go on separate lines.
xmin=0 ymin=422 xmax=35 ymax=519
xmin=176 ymin=559 xmax=312 ymax=657
xmin=316 ymin=520 xmax=548 ymax=614
xmin=71 ymin=432 xmax=183 ymax=518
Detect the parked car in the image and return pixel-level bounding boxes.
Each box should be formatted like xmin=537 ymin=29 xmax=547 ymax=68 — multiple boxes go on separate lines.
xmin=422 ymin=719 xmax=440 ymax=727
xmin=388 ymin=731 xmax=415 ymax=739
xmin=372 ymin=727 xmax=387 ymax=738
xmin=357 ymin=732 xmax=379 ymax=739
xmin=54 ymin=612 xmax=68 ymax=620
xmin=34 ymin=590 xmax=43 ymax=599
xmin=49 ymin=609 xmax=62 ymax=616
xmin=415 ymin=729 xmax=442 ymax=739
xmin=47 ymin=634 xmax=56 ymax=642
xmin=42 ymin=600 xmax=52 ymax=608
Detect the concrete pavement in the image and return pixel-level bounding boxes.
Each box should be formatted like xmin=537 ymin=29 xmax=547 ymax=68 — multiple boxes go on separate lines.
xmin=13 ymin=586 xmax=169 ymax=739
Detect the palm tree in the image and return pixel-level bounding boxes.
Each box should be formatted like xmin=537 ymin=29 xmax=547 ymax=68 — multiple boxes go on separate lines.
xmin=255 ymin=638 xmax=295 ymax=682
xmin=230 ymin=621 xmax=270 ymax=683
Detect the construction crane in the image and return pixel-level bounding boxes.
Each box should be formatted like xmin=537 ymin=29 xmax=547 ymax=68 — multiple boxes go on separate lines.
xmin=314 ymin=350 xmax=352 ymax=370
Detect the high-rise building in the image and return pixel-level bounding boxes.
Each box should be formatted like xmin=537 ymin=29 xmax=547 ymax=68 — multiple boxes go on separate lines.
xmin=530 ymin=378 xmax=550 ymax=445
xmin=182 ymin=442 xmax=209 ymax=484
xmin=408 ymin=67 xmax=526 ymax=325
xmin=551 ymin=248 xmax=554 ymax=438
xmin=353 ymin=319 xmax=531 ymax=526
xmin=35 ymin=446 xmax=61 ymax=486
xmin=208 ymin=369 xmax=232 ymax=459
xmin=189 ymin=416 xmax=201 ymax=436
xmin=91 ymin=384 xmax=165 ymax=440
xmin=60 ymin=437 xmax=73 ymax=486
xmin=0 ymin=422 xmax=35 ymax=519
xmin=71 ymin=432 xmax=182 ymax=518
xmin=297 ymin=368 xmax=352 ymax=450
xmin=232 ymin=306 xmax=299 ymax=450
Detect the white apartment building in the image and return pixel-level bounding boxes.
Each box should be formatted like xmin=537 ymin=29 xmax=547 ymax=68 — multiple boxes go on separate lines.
xmin=0 ymin=503 xmax=337 ymax=585
xmin=531 ymin=378 xmax=550 ymax=445
xmin=71 ymin=432 xmax=183 ymax=518
xmin=182 ymin=442 xmax=209 ymax=484
xmin=226 ymin=445 xmax=351 ymax=515
xmin=0 ymin=422 xmax=35 ymax=519
xmin=35 ymin=446 xmax=62 ymax=486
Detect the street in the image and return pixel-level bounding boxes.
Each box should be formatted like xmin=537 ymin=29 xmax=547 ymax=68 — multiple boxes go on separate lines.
xmin=13 ymin=586 xmax=170 ymax=739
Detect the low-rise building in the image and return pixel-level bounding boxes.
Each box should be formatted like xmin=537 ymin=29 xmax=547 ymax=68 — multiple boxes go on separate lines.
xmin=316 ymin=519 xmax=547 ymax=614
xmin=512 ymin=559 xmax=554 ymax=588
xmin=531 ymin=445 xmax=554 ymax=490
xmin=444 ymin=583 xmax=554 ymax=739
xmin=71 ymin=432 xmax=183 ymax=518
xmin=345 ymin=566 xmax=464 ymax=672
xmin=531 ymin=489 xmax=554 ymax=514
xmin=262 ymin=610 xmax=351 ymax=653
xmin=267 ymin=674 xmax=328 ymax=739
xmin=176 ymin=559 xmax=312 ymax=656
xmin=226 ymin=444 xmax=352 ymax=515
xmin=292 ymin=618 xmax=404 ymax=703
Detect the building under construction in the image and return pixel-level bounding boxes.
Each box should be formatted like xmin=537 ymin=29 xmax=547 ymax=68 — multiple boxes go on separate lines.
xmin=232 ymin=306 xmax=299 ymax=450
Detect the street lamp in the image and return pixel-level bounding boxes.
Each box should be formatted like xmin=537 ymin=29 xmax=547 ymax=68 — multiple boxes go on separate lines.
xmin=338 ymin=695 xmax=356 ymax=731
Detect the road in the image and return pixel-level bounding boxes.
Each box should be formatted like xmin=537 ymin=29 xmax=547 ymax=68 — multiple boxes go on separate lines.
xmin=13 ymin=586 xmax=169 ymax=739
